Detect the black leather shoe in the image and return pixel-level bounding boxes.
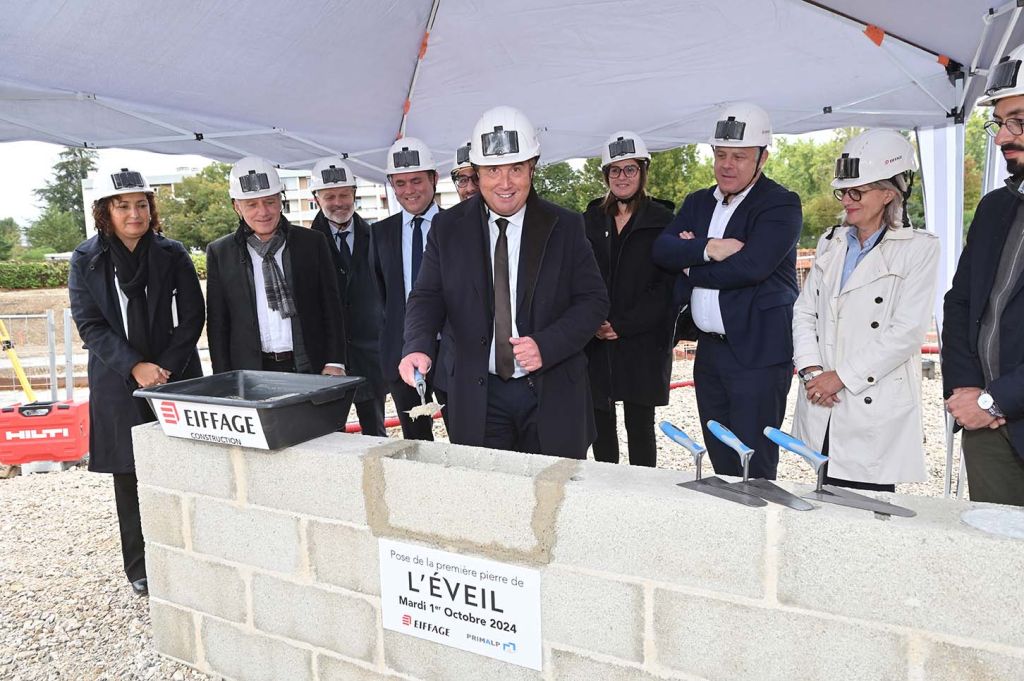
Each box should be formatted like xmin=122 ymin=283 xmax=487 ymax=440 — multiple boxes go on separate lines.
xmin=131 ymin=578 xmax=149 ymax=596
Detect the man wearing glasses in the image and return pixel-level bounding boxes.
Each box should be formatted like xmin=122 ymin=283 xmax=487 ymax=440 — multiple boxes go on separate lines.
xmin=943 ymin=43 xmax=1024 ymax=506
xmin=653 ymin=102 xmax=802 ymax=480
xmin=399 ymin=106 xmax=608 ymax=458
xmin=451 ymin=141 xmax=479 ymax=202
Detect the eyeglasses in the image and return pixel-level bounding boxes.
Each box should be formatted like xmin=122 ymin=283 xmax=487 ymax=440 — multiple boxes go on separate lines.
xmin=984 ymin=118 xmax=1024 ymax=137
xmin=832 ymin=187 xmax=879 ymax=202
xmin=607 ymin=165 xmax=641 ymax=179
xmin=453 ymin=174 xmax=479 ymax=188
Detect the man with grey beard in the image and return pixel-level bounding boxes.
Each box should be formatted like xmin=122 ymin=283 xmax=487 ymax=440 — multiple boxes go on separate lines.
xmin=943 ymin=42 xmax=1024 ymax=506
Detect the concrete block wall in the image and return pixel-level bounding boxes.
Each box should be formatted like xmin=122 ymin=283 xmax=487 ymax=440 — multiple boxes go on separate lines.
xmin=133 ymin=425 xmax=1024 ymax=681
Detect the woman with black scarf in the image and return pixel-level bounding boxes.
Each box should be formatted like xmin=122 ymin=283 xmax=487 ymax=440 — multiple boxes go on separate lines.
xmin=584 ymin=132 xmax=677 ymax=467
xmin=69 ymin=168 xmax=204 ymax=596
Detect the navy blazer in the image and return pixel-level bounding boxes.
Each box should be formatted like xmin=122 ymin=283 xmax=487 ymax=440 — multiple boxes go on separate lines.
xmin=311 ymin=210 xmax=385 ymax=400
xmin=943 ymin=185 xmax=1024 ymax=456
xmin=402 ymin=191 xmax=609 ymax=458
xmin=69 ymin=233 xmax=204 ymax=473
xmin=369 ymin=207 xmax=444 ymax=387
xmin=652 ymin=175 xmax=802 ymax=368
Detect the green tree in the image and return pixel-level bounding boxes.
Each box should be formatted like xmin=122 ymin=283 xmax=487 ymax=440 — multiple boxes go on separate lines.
xmin=533 ymin=160 xmax=604 ymax=213
xmin=34 ymin=147 xmax=98 ymax=238
xmin=159 ymin=162 xmax=238 ymax=249
xmin=647 ymin=145 xmax=715 ymax=209
xmin=27 ymin=207 xmax=84 ymax=252
xmin=0 ymin=217 xmax=20 ymax=260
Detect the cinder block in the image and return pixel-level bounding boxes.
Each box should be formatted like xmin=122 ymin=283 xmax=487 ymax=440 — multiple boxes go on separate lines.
xmin=202 ymin=616 xmax=313 ymax=681
xmin=378 ymin=450 xmax=548 ymax=553
xmin=541 ymin=568 xmax=643 ymax=662
xmin=149 ymin=600 xmax=196 ymax=664
xmin=133 ymin=424 xmax=234 ymax=498
xmin=549 ymin=650 xmax=684 ymax=681
xmin=318 ymin=654 xmax=407 ymax=681
xmin=552 ymin=463 xmax=765 ymax=598
xmin=921 ymin=639 xmax=1024 ymax=681
xmin=138 ymin=485 xmax=184 ymax=548
xmin=245 ymin=434 xmax=371 ymax=523
xmin=191 ymin=496 xmax=301 ymax=574
xmin=777 ymin=495 xmax=1024 ymax=648
xmin=146 ymin=545 xmax=246 ymax=623
xmin=310 ymin=520 xmax=380 ymax=595
xmin=653 ymin=590 xmax=907 ymax=681
xmin=383 ymin=630 xmax=542 ymax=681
xmin=252 ymin=573 xmax=377 ymax=662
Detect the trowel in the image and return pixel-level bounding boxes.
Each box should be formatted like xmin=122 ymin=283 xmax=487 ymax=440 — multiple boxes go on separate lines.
xmin=659 ymin=421 xmax=766 ymax=507
xmin=706 ymin=420 xmax=815 ymax=511
xmin=406 ymin=368 xmax=444 ymax=420
xmin=763 ymin=427 xmax=916 ymax=518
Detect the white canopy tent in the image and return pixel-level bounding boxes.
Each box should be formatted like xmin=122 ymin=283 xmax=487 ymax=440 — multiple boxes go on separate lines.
xmin=2 ymin=0 xmax=1023 ymax=492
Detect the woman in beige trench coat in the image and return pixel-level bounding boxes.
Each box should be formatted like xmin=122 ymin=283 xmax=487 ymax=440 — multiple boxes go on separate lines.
xmin=793 ymin=129 xmax=940 ymax=490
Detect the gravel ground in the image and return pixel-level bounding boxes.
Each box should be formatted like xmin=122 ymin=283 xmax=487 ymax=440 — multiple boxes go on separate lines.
xmin=0 ymin=357 xmax=956 ymax=680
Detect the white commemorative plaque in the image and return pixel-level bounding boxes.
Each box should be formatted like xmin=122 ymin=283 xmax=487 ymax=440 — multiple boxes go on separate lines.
xmin=379 ymin=538 xmax=542 ymax=670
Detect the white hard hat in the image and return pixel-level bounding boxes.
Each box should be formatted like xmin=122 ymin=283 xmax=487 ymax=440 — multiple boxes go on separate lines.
xmin=386 ymin=137 xmax=435 ymax=175
xmin=469 ymin=106 xmax=541 ymax=166
xmin=229 ymin=156 xmax=284 ymax=200
xmin=601 ymin=131 xmax=651 ymax=168
xmin=453 ymin=141 xmax=472 ymax=171
xmin=709 ymin=102 xmax=772 ymax=148
xmin=979 ymin=43 xmax=1024 ymax=106
xmin=310 ymin=157 xmax=356 ymax=192
xmin=92 ymin=167 xmax=153 ymax=201
xmin=832 ymin=129 xmax=917 ymax=191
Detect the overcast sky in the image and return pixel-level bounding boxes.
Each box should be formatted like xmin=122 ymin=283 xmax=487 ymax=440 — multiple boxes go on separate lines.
xmin=0 ymin=141 xmax=215 ymax=227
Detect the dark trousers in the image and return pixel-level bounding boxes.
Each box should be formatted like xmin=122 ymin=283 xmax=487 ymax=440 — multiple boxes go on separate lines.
xmin=261 ymin=354 xmax=296 ymax=372
xmin=963 ymin=426 xmax=1024 ymax=506
xmin=694 ymin=333 xmax=791 ymax=480
xmin=346 ymin=397 xmax=386 ymax=437
xmin=484 ymin=374 xmax=541 ymax=454
xmin=112 ymin=472 xmax=146 ymax=583
xmin=389 ymin=379 xmax=436 ymax=440
xmin=593 ymin=403 xmax=657 ymax=467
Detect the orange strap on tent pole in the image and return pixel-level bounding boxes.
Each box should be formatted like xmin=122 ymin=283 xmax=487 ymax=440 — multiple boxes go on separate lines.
xmin=864 ymin=24 xmax=885 ymax=47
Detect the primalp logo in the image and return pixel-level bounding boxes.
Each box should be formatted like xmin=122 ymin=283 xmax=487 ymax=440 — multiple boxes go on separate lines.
xmin=160 ymin=401 xmax=179 ymax=425
xmin=5 ymin=428 xmax=69 ymax=441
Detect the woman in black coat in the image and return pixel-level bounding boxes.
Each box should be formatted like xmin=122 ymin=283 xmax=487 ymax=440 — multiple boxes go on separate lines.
xmin=584 ymin=132 xmax=676 ymax=467
xmin=69 ymin=168 xmax=204 ymax=595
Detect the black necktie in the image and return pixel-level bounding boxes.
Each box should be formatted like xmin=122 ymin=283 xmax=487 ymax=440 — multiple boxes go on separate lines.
xmin=493 ymin=217 xmax=514 ymax=380
xmin=411 ymin=216 xmax=424 ymax=286
xmin=336 ymin=230 xmax=351 ymax=271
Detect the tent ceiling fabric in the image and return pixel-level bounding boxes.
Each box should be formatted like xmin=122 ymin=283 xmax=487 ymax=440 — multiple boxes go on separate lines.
xmin=0 ymin=0 xmax=1019 ymax=182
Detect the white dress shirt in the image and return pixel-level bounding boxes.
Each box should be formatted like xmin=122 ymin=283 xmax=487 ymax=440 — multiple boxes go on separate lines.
xmin=246 ymin=242 xmax=293 ymax=353
xmin=691 ymin=184 xmax=754 ymax=335
xmin=402 ymin=202 xmax=439 ymax=300
xmin=488 ymin=206 xmax=527 ymax=378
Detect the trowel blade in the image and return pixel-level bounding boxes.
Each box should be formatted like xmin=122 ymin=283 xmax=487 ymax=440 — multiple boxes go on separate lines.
xmin=805 ymin=485 xmax=916 ymax=518
xmin=729 ymin=479 xmax=815 ymax=511
xmin=406 ymin=401 xmax=444 ymax=420
xmin=678 ymin=477 xmax=767 ymax=507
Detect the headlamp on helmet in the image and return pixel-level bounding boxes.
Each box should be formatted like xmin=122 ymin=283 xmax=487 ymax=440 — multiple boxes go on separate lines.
xmin=392 ymin=148 xmax=421 ymax=170
xmin=987 ymin=58 xmax=1022 ymax=97
xmin=456 ymin=143 xmax=471 ymax=166
xmin=714 ymin=117 xmax=747 ymax=142
xmin=481 ymin=127 xmax=520 ymax=158
xmin=320 ymin=165 xmax=348 ymax=185
xmin=110 ymin=169 xmax=147 ymax=190
xmin=833 ymin=154 xmax=861 ymax=181
xmin=238 ymin=170 xmax=271 ymax=194
xmin=607 ymin=137 xmax=636 ymax=160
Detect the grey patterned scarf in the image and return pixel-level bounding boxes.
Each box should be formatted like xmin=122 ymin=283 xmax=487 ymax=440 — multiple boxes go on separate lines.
xmin=246 ymin=222 xmax=297 ymax=318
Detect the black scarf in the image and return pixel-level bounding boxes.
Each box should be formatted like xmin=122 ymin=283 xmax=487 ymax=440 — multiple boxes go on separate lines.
xmin=107 ymin=229 xmax=153 ymax=360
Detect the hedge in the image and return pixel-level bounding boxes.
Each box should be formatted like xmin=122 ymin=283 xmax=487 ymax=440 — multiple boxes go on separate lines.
xmin=0 ymin=253 xmax=208 ymax=290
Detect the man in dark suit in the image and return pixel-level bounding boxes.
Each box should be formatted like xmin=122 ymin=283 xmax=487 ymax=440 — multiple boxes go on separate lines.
xmin=370 ymin=137 xmax=444 ymax=440
xmin=206 ymin=156 xmax=348 ymax=383
xmin=400 ymin=106 xmax=608 ymax=458
xmin=943 ymin=43 xmax=1024 ymax=506
xmin=309 ymin=157 xmax=386 ymax=436
xmin=653 ymin=103 xmax=802 ymax=479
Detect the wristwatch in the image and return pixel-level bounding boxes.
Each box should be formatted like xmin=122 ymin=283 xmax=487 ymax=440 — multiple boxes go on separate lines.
xmin=799 ymin=368 xmax=823 ymax=384
xmin=978 ymin=390 xmax=1004 ymax=418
